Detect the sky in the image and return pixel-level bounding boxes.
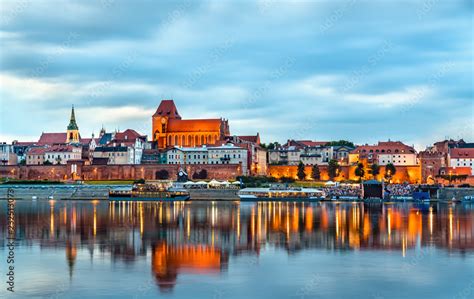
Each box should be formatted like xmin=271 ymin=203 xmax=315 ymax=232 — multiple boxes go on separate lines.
xmin=0 ymin=0 xmax=472 ymax=150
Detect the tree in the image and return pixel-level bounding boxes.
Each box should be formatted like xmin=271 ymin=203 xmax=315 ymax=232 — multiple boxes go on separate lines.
xmin=436 ymin=174 xmax=468 ymax=185
xmin=192 ymin=169 xmax=208 ymax=180
xmin=328 ymin=159 xmax=340 ymax=180
xmin=297 ymin=161 xmax=306 ymax=180
xmin=369 ymin=164 xmax=380 ymax=179
xmin=354 ymin=163 xmax=365 ymax=182
xmin=280 ymin=176 xmax=295 ymax=183
xmin=311 ymin=164 xmax=321 ymax=180
xmin=263 ymin=142 xmax=281 ymax=150
xmin=43 ymin=160 xmax=53 ymax=165
xmin=156 ymin=169 xmax=169 ymax=180
xmin=198 ymin=169 xmax=207 ymax=179
xmin=385 ymin=163 xmax=396 ymax=180
xmin=55 ymin=156 xmax=62 ymax=165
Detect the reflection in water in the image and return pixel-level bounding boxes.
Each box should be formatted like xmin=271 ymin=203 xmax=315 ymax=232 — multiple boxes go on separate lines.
xmin=1 ymin=201 xmax=473 ymax=293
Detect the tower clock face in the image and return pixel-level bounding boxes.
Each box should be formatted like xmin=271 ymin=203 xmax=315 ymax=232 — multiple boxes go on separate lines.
xmin=161 ymin=118 xmax=166 ymax=124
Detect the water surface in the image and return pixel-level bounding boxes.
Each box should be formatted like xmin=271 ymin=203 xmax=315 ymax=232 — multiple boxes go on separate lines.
xmin=1 ymin=200 xmax=473 ymax=298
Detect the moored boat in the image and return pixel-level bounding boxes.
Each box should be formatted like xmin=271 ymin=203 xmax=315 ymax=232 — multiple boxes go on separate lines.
xmin=109 ymin=183 xmax=190 ymax=201
xmin=238 ymin=186 xmax=325 ymax=202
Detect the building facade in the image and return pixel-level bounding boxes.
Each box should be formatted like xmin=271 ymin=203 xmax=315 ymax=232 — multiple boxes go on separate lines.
xmin=0 ymin=143 xmax=17 ymax=165
xmin=26 ymin=148 xmax=45 ymax=165
xmin=44 ymin=146 xmax=82 ymax=165
xmin=349 ymin=141 xmax=417 ymax=166
xmin=268 ymin=140 xmax=353 ymax=166
xmin=449 ymin=148 xmax=474 ymax=175
xmin=165 ymin=144 xmax=248 ymax=175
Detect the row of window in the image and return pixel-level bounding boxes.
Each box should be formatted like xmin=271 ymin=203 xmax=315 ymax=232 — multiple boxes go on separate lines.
xmin=168 ymin=161 xmax=232 ymax=165
xmin=362 ymin=149 xmax=407 ymax=153
xmin=46 ymin=154 xmax=75 ymax=159
xmin=169 ymin=154 xmax=242 ymax=160
xmin=453 ymin=162 xmax=473 ymax=167
xmin=107 ymin=152 xmax=126 ymax=157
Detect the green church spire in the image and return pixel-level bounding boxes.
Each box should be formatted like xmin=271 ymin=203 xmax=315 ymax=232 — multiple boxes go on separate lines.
xmin=67 ymin=105 xmax=79 ymax=130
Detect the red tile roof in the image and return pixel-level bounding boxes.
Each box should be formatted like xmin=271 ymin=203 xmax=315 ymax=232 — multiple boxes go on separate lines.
xmin=113 ymin=129 xmax=145 ymax=142
xmin=238 ymin=134 xmax=260 ymax=144
xmin=38 ymin=133 xmax=67 ymax=145
xmin=450 ymin=148 xmax=474 ymax=159
xmin=297 ymin=140 xmax=328 ymax=147
xmin=28 ymin=148 xmax=47 ymax=155
xmin=167 ymin=119 xmax=222 ymax=132
xmin=153 ymin=100 xmax=181 ymax=119
xmin=352 ymin=141 xmax=415 ymax=154
xmin=44 ymin=145 xmax=77 ymax=153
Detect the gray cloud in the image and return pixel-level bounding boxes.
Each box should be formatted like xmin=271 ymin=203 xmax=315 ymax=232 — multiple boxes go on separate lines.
xmin=0 ymin=0 xmax=472 ymax=149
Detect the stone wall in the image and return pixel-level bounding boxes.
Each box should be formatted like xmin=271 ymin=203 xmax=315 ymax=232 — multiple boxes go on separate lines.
xmin=268 ymin=164 xmax=422 ymax=184
xmin=437 ymin=188 xmax=474 ymax=200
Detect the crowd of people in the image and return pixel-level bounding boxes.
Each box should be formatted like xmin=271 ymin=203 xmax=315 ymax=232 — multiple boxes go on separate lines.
xmin=323 ymin=185 xmax=361 ymax=198
xmin=321 ymin=183 xmax=419 ymax=198
xmin=385 ymin=184 xmax=417 ymax=196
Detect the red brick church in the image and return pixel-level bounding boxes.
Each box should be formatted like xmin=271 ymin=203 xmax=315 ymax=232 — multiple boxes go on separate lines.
xmin=152 ymin=100 xmax=230 ymax=148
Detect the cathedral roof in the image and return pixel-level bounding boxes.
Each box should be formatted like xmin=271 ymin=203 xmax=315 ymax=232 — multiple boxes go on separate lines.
xmin=167 ymin=119 xmax=222 ymax=132
xmin=38 ymin=133 xmax=68 ymax=145
xmin=153 ymin=100 xmax=181 ymax=119
xmin=38 ymin=132 xmax=91 ymax=145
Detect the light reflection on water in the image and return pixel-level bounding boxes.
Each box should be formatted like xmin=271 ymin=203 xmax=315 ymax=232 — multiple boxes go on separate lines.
xmin=1 ymin=200 xmax=473 ymax=298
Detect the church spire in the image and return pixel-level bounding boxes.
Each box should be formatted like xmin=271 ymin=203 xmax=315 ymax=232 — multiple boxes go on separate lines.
xmin=66 ymin=105 xmax=80 ymax=143
xmin=67 ymin=105 xmax=79 ymax=130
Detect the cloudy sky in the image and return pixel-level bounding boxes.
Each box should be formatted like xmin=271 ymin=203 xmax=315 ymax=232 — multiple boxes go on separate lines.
xmin=0 ymin=0 xmax=472 ymax=149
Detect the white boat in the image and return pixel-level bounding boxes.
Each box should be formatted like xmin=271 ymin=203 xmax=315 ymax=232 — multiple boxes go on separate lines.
xmin=238 ymin=187 xmax=325 ymax=202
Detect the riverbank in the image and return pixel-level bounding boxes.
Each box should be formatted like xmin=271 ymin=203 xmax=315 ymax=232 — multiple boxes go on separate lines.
xmin=1 ymin=185 xmax=473 ymax=202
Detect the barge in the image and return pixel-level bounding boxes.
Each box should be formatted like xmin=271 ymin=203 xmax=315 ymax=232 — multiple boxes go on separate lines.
xmin=109 ymin=184 xmax=190 ymax=201
xmin=238 ymin=186 xmax=325 ymax=202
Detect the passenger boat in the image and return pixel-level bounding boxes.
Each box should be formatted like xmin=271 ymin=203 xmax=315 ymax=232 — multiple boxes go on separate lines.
xmin=412 ymin=191 xmax=431 ymax=202
xmin=238 ymin=186 xmax=325 ymax=202
xmin=109 ymin=184 xmax=190 ymax=201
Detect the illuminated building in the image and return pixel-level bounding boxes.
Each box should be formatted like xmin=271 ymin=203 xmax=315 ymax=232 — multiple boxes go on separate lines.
xmin=152 ymin=100 xmax=230 ymax=149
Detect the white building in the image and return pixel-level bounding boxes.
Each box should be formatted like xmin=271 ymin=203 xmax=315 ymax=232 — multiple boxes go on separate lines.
xmin=93 ymin=146 xmax=132 ymax=164
xmin=377 ymin=153 xmax=418 ymax=166
xmin=208 ymin=144 xmax=248 ymax=174
xmin=167 ymin=146 xmax=208 ymax=165
xmin=94 ymin=129 xmax=147 ymax=165
xmin=449 ymin=148 xmax=474 ymax=175
xmin=166 ymin=144 xmax=248 ymax=175
xmin=44 ymin=146 xmax=82 ymax=165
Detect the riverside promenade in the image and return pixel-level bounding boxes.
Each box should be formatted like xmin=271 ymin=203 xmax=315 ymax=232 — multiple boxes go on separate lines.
xmin=0 ymin=185 xmax=109 ymax=200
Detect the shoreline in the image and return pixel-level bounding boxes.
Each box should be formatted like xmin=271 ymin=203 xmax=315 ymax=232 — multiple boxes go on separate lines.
xmin=1 ymin=184 xmax=473 ymax=202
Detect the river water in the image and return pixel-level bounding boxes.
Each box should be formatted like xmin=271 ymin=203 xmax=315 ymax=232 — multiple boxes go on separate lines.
xmin=1 ymin=200 xmax=473 ymax=298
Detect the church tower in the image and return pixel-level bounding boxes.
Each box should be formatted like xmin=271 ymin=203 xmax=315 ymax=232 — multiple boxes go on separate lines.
xmin=152 ymin=100 xmax=181 ymax=148
xmin=66 ymin=105 xmax=80 ymax=143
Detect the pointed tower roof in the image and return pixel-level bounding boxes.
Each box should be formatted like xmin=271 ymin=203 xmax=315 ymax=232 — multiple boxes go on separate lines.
xmin=153 ymin=100 xmax=181 ymax=119
xmin=67 ymin=105 xmax=79 ymax=130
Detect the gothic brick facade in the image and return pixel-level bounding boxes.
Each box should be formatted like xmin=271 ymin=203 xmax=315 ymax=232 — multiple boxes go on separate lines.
xmin=152 ymin=100 xmax=230 ymax=148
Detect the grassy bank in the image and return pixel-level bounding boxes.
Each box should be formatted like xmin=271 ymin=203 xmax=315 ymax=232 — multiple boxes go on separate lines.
xmin=291 ymin=181 xmax=326 ymax=188
xmin=84 ymin=180 xmax=135 ymax=185
xmin=1 ymin=180 xmax=64 ymax=185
